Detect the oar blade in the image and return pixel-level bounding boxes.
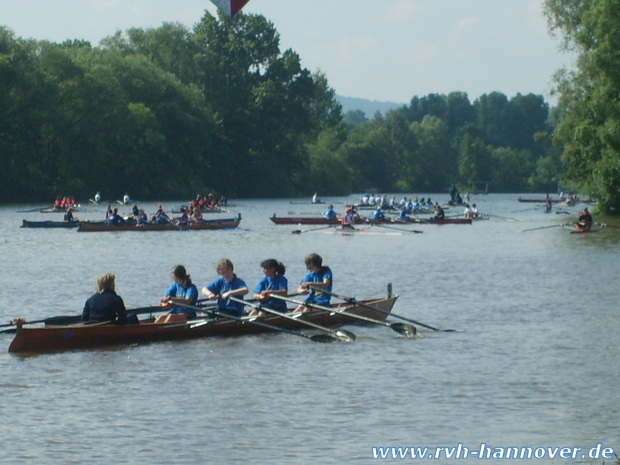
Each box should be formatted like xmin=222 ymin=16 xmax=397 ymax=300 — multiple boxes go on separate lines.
xmin=391 ymin=322 xmax=417 ymax=337
xmin=310 ymin=333 xmax=339 ymax=343
xmin=335 ymin=329 xmax=356 ymax=342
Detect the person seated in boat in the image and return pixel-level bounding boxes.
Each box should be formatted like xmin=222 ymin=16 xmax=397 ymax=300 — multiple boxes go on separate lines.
xmin=189 ymin=206 xmax=203 ymax=223
xmin=107 ymin=208 xmax=125 ymax=226
xmin=135 ymin=209 xmax=149 ymax=226
xmin=463 ymin=204 xmax=473 ymax=219
xmin=82 ymin=273 xmax=127 ymax=325
xmin=324 ymin=204 xmax=336 ymax=220
xmin=312 ymin=193 xmax=321 ymax=204
xmin=545 ymin=197 xmax=552 ymax=213
xmin=202 ymin=259 xmax=248 ymax=316
xmin=576 ymin=207 xmax=593 ymax=231
xmin=341 ymin=207 xmax=356 ymax=229
xmin=372 ymin=206 xmax=385 ymax=221
xmin=398 ymin=205 xmax=411 ymax=221
xmin=294 ymin=253 xmax=332 ymax=313
xmin=131 ymin=204 xmax=139 ymax=217
xmin=155 ymin=265 xmax=198 ymax=324
xmin=176 ymin=208 xmax=189 ymax=225
xmin=151 ymin=206 xmax=170 ymax=225
xmin=470 ymin=203 xmax=479 ymax=218
xmin=94 ymin=191 xmax=102 ymax=204
xmin=249 ymin=259 xmax=289 ymax=317
xmin=431 ymin=203 xmax=445 ymax=220
xmin=123 ymin=193 xmax=131 ymax=205
xmin=64 ymin=208 xmax=75 ymax=222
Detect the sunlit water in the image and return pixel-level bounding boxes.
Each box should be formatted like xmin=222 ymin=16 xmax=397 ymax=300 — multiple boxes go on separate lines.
xmin=1 ymin=195 xmax=619 ymax=465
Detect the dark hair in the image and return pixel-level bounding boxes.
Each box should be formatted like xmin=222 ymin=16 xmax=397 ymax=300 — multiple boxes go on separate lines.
xmin=171 ymin=265 xmax=192 ymax=286
xmin=261 ymin=259 xmax=286 ymax=276
xmin=304 ymin=253 xmax=323 ymax=269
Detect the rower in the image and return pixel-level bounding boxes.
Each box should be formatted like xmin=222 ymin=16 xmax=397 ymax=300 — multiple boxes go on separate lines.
xmin=324 ymin=204 xmax=336 ymax=220
xmin=576 ymin=207 xmax=593 ymax=231
xmin=372 ymin=206 xmax=385 ymax=221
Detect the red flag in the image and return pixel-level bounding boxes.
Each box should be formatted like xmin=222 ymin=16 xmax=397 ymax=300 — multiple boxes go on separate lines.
xmin=210 ymin=0 xmax=251 ymax=18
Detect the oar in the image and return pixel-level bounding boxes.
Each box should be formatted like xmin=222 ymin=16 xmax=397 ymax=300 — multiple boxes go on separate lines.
xmin=511 ymin=206 xmax=543 ymax=213
xmin=516 ymin=223 xmax=567 ymax=233
xmin=368 ymin=222 xmax=423 ymax=234
xmin=598 ymin=223 xmax=620 ymax=230
xmin=0 ymin=303 xmax=183 ymax=331
xmin=229 ymin=297 xmax=355 ymax=342
xmin=310 ymin=287 xmax=457 ymax=332
xmin=291 ymin=224 xmax=336 ymax=234
xmin=270 ymin=295 xmax=416 ymax=337
xmin=486 ymin=214 xmax=523 ymax=222
xmin=173 ymin=302 xmax=338 ymax=343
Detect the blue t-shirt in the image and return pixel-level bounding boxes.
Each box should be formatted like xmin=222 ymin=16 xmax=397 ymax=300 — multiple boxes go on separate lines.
xmin=300 ymin=267 xmax=332 ymax=306
xmin=165 ymin=282 xmax=198 ymax=318
xmin=253 ymin=275 xmax=288 ymax=312
xmin=207 ymin=276 xmax=247 ymax=316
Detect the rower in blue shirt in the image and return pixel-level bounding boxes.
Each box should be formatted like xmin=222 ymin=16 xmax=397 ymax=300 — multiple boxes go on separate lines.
xmin=372 ymin=206 xmax=385 ymax=221
xmin=324 ymin=204 xmax=336 ymax=220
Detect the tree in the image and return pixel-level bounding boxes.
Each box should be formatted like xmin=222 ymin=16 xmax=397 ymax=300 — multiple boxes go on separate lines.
xmin=544 ymin=0 xmax=620 ymax=213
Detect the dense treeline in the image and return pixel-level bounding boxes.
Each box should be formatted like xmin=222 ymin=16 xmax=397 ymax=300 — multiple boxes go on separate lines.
xmin=544 ymin=0 xmax=620 ymax=214
xmin=0 ymin=11 xmax=562 ymax=203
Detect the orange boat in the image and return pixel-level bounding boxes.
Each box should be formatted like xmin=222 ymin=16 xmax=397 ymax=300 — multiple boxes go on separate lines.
xmin=8 ymin=294 xmax=398 ymax=354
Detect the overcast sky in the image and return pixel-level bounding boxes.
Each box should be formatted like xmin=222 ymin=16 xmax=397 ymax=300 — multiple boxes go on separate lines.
xmin=0 ymin=0 xmax=574 ymax=105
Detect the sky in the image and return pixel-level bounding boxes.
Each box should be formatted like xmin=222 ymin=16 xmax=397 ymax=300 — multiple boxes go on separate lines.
xmin=0 ymin=0 xmax=575 ymax=105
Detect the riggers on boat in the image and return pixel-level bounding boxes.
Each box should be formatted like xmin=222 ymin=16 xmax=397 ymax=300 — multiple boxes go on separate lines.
xmin=8 ymin=292 xmax=398 ymax=354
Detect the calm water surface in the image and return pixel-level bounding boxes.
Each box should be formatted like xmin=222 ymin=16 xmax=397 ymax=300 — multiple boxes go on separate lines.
xmin=1 ymin=194 xmax=619 ymax=465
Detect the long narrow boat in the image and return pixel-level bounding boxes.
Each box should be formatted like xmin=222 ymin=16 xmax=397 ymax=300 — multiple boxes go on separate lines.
xmin=517 ymin=197 xmax=563 ymax=203
xmin=77 ymin=215 xmax=241 ymax=232
xmin=21 ymin=220 xmax=80 ymax=228
xmin=270 ymin=215 xmax=472 ymax=225
xmin=8 ymin=294 xmax=398 ymax=354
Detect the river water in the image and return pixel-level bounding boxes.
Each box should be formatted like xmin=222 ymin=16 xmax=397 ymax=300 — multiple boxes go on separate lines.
xmin=0 ymin=194 xmax=618 ymax=465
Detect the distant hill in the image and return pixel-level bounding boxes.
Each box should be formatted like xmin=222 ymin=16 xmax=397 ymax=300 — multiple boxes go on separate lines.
xmin=336 ymin=95 xmax=406 ymax=118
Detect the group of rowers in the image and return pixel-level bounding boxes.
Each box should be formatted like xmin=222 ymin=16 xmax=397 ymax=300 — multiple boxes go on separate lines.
xmin=53 ymin=197 xmax=79 ymax=210
xmin=82 ymin=253 xmax=334 ymax=325
xmin=103 ymin=204 xmax=207 ymax=226
xmin=189 ymin=193 xmax=228 ymax=210
xmin=322 ymin=200 xmax=479 ymax=226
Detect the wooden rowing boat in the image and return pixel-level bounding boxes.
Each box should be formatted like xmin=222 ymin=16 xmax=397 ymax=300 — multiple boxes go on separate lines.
xmin=77 ymin=215 xmax=241 ymax=232
xmin=21 ymin=220 xmax=80 ymax=228
xmin=8 ymin=295 xmax=398 ymax=353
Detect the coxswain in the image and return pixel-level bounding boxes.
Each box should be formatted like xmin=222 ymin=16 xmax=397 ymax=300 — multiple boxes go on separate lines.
xmin=431 ymin=203 xmax=445 ymax=220
xmin=341 ymin=207 xmax=356 ymax=229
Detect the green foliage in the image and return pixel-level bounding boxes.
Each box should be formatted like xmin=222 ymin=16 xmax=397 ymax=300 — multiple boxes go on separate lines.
xmin=544 ymin=0 xmax=620 ymax=213
xmin=0 ymin=14 xmax=563 ymax=203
